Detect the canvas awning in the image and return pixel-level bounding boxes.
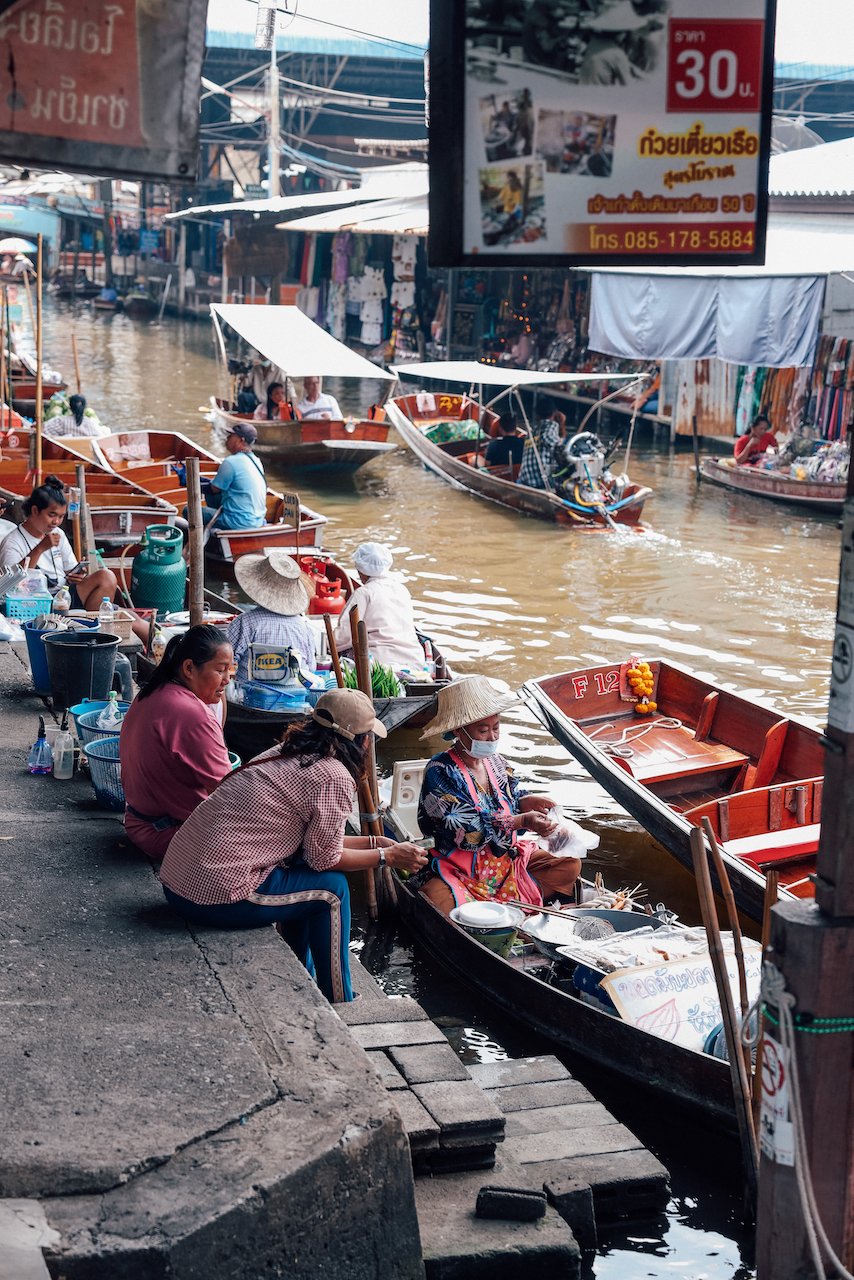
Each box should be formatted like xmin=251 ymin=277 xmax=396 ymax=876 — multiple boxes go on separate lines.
xmin=166 ymin=165 xmax=429 ymax=222
xmin=281 ymin=196 xmax=428 ymax=236
xmin=210 ymin=305 xmax=394 ymax=380
xmin=391 ymin=361 xmax=638 ymax=388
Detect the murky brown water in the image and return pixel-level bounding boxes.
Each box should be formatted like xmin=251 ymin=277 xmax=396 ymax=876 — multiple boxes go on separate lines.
xmin=42 ymin=301 xmax=839 ymax=1277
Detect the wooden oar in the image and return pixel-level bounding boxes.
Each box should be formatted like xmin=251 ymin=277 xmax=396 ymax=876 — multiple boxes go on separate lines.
xmin=690 ymin=826 xmax=758 ymax=1211
xmin=185 ymin=457 xmax=205 ymax=627
xmin=71 ymin=333 xmax=82 ymax=395
xmin=701 ymin=815 xmax=752 ymax=1084
xmin=323 ymin=614 xmax=344 ymax=688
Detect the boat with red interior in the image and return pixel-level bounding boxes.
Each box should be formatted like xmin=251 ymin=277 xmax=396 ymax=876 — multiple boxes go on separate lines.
xmin=385 ymin=362 xmax=652 ymax=528
xmin=209 ymin=304 xmax=396 ymax=473
xmin=524 ymin=658 xmax=825 ymax=923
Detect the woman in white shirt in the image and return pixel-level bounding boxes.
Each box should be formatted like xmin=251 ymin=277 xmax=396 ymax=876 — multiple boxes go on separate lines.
xmin=0 ymin=474 xmax=118 ymax=610
xmin=333 ymin=542 xmax=425 ymax=673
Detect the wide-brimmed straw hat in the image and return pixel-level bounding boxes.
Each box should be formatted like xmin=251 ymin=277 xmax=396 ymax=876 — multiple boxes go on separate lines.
xmin=311 ymin=688 xmax=387 ymax=740
xmin=420 ymin=675 xmax=519 ymax=740
xmin=234 ymin=550 xmax=314 ymax=615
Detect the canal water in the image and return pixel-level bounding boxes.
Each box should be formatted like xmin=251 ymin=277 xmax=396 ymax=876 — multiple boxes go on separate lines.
xmin=43 ymin=303 xmax=839 ymax=1277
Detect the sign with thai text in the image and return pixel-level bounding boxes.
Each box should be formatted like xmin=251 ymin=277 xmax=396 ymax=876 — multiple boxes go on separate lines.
xmin=0 ymin=0 xmax=208 ymax=181
xmin=429 ymin=0 xmax=775 ymax=267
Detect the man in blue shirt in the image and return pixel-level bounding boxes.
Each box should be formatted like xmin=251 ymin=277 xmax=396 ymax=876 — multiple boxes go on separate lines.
xmin=205 ymin=423 xmax=267 ymax=530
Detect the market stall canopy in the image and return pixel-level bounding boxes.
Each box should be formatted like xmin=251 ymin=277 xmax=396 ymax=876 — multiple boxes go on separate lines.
xmin=391 ymin=361 xmax=638 ymax=388
xmin=281 ymin=195 xmax=428 ymax=237
xmin=210 ymin=304 xmax=394 ymax=380
xmin=587 ymin=217 xmax=854 ymax=368
xmin=166 ymin=165 xmax=428 ymax=222
xmin=0 ymin=237 xmax=37 ymax=254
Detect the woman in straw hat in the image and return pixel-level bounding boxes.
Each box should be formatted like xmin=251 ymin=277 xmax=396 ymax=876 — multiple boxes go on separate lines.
xmin=160 ymin=689 xmax=427 ymax=1003
xmin=226 ymin=550 xmax=318 ymax=682
xmin=416 ymin=676 xmax=583 ymax=914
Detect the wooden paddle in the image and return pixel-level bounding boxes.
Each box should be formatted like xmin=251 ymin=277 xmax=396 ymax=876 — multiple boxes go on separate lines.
xmin=701 ymin=815 xmax=752 ymax=1083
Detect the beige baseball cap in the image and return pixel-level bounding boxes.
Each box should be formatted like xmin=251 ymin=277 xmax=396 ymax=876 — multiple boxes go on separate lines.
xmin=311 ymin=688 xmax=387 ymax=740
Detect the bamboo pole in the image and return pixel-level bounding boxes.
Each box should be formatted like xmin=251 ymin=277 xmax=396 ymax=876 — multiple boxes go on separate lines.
xmin=752 ymin=868 xmax=779 ymax=1127
xmin=701 ymin=816 xmax=752 ymax=1083
xmin=75 ymin=463 xmax=96 ymax=564
xmin=0 ymin=287 xmax=5 ymax=428
xmin=21 ymin=269 xmax=35 ymax=337
xmin=71 ymin=334 xmax=82 ymax=395
xmin=344 ymin=607 xmax=379 ymax=919
xmin=185 ymin=457 xmax=204 ymax=626
xmin=34 ymin=233 xmax=43 ymax=486
xmin=690 ymin=827 xmax=758 ymax=1209
xmin=5 ymin=288 xmax=12 ymax=416
xmin=323 ymin=614 xmax=344 ymax=688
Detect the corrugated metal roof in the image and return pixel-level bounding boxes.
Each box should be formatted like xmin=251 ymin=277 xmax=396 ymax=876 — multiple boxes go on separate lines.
xmin=769 ymin=137 xmax=854 ymax=197
xmin=206 ymin=29 xmax=425 ymax=60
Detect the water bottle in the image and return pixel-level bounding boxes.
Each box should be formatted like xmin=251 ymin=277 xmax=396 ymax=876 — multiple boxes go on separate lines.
xmin=98 ymin=596 xmax=117 ymax=625
xmin=27 ymin=716 xmax=53 ymax=775
xmin=151 ymin=631 xmax=167 ymax=665
xmin=423 ymin=640 xmax=436 ymax=680
xmin=96 ymin=691 xmax=123 ymax=731
xmin=53 ymin=713 xmax=74 ymax=780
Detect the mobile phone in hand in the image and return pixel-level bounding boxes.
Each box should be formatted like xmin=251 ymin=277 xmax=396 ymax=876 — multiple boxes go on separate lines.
xmin=71 ymin=560 xmax=88 ymax=575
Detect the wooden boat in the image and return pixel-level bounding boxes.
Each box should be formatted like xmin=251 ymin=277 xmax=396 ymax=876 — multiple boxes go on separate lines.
xmin=88 ymin=430 xmax=327 ymax=568
xmin=92 ymin=296 xmax=123 ymax=313
xmin=382 ymin=787 xmax=739 ymax=1127
xmin=699 ymin=456 xmax=846 ymax=513
xmin=385 ymin=362 xmax=651 ymax=528
xmin=122 ymin=292 xmax=157 ymax=319
xmin=210 ymin=397 xmax=396 ymax=473
xmin=208 ymin=303 xmax=396 ymax=474
xmin=524 ymin=660 xmax=825 ymax=923
xmin=0 ymin=429 xmax=177 ymax=545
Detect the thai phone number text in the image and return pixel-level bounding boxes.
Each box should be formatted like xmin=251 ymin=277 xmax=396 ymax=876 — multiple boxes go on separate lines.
xmin=584 ymin=222 xmax=756 ymax=254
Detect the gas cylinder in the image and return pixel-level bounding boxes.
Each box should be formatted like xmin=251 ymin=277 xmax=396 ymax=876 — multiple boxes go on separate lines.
xmin=309 ymin=578 xmax=346 ymax=617
xmin=130 ymin=526 xmax=187 ymax=619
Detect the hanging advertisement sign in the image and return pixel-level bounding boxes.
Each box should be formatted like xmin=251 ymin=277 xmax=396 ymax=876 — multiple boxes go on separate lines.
xmin=429 ymin=0 xmax=776 ymax=268
xmin=0 ymin=0 xmax=208 ymax=181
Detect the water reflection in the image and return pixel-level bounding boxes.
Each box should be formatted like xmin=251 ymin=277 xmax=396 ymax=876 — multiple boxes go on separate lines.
xmin=43 ymin=303 xmax=838 ymax=1280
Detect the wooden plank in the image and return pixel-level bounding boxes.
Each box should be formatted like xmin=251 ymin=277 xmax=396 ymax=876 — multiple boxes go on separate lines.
xmin=746 ymin=719 xmax=788 ymax=790
xmin=694 ymin=691 xmax=719 ymax=742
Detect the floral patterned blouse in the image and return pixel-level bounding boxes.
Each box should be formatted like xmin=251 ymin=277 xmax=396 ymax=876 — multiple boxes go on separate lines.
xmin=417 ymin=750 xmax=528 ymax=862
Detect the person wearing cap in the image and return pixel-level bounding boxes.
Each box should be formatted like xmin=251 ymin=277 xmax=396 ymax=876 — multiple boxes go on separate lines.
xmin=226 ymin=551 xmax=318 ymax=682
xmin=333 ymin=542 xmax=425 ymax=674
xmin=203 ymin=423 xmax=267 ymax=530
xmin=416 ymin=676 xmax=583 ymax=914
xmin=159 ymin=689 xmax=427 ymax=1003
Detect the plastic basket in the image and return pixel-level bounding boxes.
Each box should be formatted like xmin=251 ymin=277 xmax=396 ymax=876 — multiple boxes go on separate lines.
xmin=85 ymin=736 xmax=124 ymax=811
xmin=69 ymin=697 xmax=127 ymax=738
xmin=76 ymin=705 xmax=130 ymax=746
xmin=5 ymin=593 xmax=53 ymax=621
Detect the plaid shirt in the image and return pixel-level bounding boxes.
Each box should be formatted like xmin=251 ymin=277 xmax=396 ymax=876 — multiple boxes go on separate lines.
xmin=43 ymin=413 xmax=109 ymax=438
xmin=159 ymin=752 xmax=356 ymax=904
xmin=518 ymin=418 xmax=561 ymax=489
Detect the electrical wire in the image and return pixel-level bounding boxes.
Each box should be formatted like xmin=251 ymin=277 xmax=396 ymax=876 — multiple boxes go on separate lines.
xmin=244 ymin=0 xmax=426 ymax=55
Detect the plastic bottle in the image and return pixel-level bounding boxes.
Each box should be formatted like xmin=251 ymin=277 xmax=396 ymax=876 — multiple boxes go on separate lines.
xmin=151 ymin=631 xmax=167 ymax=665
xmin=27 ymin=716 xmax=53 ymax=775
xmin=52 ymin=712 xmax=75 ymax=780
xmin=96 ymin=691 xmax=124 ymax=731
xmin=98 ymin=596 xmax=117 ymax=625
xmin=423 ymin=640 xmax=436 ymax=680
xmin=53 ymin=586 xmax=72 ymax=615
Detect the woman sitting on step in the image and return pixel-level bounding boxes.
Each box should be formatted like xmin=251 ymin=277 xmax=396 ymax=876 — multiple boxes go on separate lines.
xmin=416 ymin=676 xmax=583 ymax=915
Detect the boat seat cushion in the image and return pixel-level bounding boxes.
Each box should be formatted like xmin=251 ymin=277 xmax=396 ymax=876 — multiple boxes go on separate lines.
xmin=725 ymin=823 xmax=821 ymax=868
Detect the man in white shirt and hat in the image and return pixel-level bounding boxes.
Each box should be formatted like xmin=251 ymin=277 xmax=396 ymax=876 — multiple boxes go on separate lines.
xmin=226 ymin=550 xmax=318 ymax=682
xmin=333 ymin=542 xmax=425 ymax=673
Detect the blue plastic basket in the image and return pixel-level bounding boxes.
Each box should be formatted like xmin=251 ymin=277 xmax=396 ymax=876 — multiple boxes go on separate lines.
xmin=228 ymin=751 xmax=241 ymax=770
xmin=85 ymin=736 xmax=124 ymax=811
xmin=6 ymin=593 xmax=53 ymax=621
xmin=76 ymin=705 xmax=129 ymax=746
xmin=70 ymin=697 xmax=129 ymax=738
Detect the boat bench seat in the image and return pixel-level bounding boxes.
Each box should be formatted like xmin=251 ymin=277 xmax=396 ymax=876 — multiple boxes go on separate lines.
xmin=725 ymin=823 xmax=821 ymax=868
xmin=620 ymin=737 xmax=748 ymax=787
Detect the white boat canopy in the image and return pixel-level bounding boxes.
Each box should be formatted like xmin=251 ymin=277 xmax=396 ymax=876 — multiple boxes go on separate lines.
xmin=391 ymin=361 xmax=638 ymax=388
xmin=210 ymin=304 xmax=394 ymax=381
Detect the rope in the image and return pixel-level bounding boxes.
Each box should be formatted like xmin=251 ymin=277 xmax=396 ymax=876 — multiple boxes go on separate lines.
xmin=587 ymin=716 xmax=683 ymax=757
xmin=758 ymin=962 xmax=854 ymax=1280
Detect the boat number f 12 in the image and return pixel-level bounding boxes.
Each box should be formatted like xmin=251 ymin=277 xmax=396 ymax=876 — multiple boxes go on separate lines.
xmin=571 ymin=670 xmax=620 ymax=698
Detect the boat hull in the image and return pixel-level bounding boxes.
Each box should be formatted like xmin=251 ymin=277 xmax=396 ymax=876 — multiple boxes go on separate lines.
xmin=394 ymin=875 xmax=736 ymax=1127
xmin=211 ymin=399 xmax=395 ymax=472
xmin=524 ymin=661 xmax=824 ymax=923
xmin=385 ymin=396 xmax=650 ymax=528
xmin=700 ymin=457 xmax=845 ymax=513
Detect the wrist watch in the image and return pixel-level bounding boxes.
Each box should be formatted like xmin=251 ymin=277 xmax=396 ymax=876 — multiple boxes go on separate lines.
xmin=378 ymin=847 xmax=387 ymax=867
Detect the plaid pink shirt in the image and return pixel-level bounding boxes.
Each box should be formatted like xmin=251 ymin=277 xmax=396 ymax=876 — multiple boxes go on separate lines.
xmin=159 ymin=750 xmax=356 ymax=905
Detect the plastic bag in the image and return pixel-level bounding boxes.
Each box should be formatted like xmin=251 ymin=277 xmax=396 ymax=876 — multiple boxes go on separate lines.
xmin=543 ymin=809 xmax=600 ymax=859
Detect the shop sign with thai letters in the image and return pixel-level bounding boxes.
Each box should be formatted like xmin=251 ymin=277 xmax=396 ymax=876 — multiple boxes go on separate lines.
xmin=0 ymin=0 xmax=208 ymax=181
xmin=429 ymin=0 xmax=776 ymax=267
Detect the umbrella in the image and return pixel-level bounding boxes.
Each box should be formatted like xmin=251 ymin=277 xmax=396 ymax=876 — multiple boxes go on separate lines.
xmin=0 ymin=237 xmax=37 ymax=254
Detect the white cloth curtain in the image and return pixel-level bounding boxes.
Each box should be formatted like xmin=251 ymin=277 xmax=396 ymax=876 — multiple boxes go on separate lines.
xmin=589 ymin=273 xmax=824 ymax=368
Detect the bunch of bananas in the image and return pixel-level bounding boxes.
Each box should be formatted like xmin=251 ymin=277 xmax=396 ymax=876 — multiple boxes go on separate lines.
xmin=627 ymin=660 xmax=657 ymax=714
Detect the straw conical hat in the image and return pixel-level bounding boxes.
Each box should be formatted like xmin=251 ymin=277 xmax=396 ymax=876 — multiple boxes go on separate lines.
xmin=420 ymin=675 xmax=519 ymax=739
xmin=234 ymin=550 xmax=314 ymax=615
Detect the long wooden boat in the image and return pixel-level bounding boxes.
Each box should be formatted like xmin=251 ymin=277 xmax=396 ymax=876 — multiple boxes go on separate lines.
xmin=699 ymin=456 xmax=846 ymax=513
xmin=385 ymin=390 xmax=651 ymax=528
xmin=524 ymin=661 xmax=825 ymax=923
xmin=0 ymin=429 xmax=176 ymax=545
xmin=210 ymin=397 xmax=396 ymax=473
xmin=87 ymin=430 xmax=327 ymax=568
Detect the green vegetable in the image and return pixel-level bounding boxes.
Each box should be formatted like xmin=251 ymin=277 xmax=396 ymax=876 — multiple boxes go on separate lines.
xmin=370 ymin=660 xmax=404 ymax=698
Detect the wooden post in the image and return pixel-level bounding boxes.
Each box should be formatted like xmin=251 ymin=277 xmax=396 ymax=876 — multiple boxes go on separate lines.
xmin=756 ymin=462 xmax=854 ymax=1275
xmin=692 ymin=413 xmax=701 ymax=482
xmin=71 ymin=334 xmax=82 ymax=395
xmin=75 ymin=464 xmax=95 ymax=563
xmin=0 ymin=288 xmax=5 ymax=426
xmin=34 ymin=233 xmax=44 ymax=487
xmin=690 ymin=828 xmax=758 ymax=1211
xmin=177 ymin=220 xmax=187 ymax=316
xmin=71 ymin=218 xmax=80 ymax=300
xmin=185 ymin=457 xmax=204 ymax=626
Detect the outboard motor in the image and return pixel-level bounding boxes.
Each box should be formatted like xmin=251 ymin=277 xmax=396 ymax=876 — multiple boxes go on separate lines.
xmin=558 ymin=431 xmax=608 ymax=483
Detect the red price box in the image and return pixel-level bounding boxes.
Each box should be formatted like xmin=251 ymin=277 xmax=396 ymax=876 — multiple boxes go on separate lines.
xmin=667 ymin=20 xmax=765 ymax=113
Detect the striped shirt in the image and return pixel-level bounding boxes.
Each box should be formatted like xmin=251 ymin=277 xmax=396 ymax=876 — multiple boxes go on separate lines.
xmin=159 ymin=751 xmax=356 ymax=905
xmin=225 ymin=606 xmax=317 ymax=682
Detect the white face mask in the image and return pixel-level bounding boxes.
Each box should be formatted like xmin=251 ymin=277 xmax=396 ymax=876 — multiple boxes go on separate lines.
xmin=458 ymin=729 xmax=499 ymax=758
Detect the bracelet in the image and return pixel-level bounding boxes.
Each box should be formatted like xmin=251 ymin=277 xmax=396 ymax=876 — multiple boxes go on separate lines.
xmin=368 ymin=836 xmax=377 ymax=850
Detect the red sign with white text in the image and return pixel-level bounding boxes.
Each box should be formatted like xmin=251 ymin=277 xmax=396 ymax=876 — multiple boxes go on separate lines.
xmin=667 ymin=20 xmax=765 ymax=114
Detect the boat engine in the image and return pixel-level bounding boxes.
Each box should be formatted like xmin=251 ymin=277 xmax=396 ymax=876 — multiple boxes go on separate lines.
xmin=558 ymin=431 xmax=608 ymax=483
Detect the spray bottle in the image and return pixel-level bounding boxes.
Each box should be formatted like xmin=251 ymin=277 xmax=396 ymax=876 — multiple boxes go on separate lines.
xmin=27 ymin=716 xmax=53 ymax=775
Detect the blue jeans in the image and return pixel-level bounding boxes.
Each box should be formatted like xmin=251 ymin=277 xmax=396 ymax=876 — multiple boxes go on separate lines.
xmin=163 ymin=864 xmax=353 ymax=1003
